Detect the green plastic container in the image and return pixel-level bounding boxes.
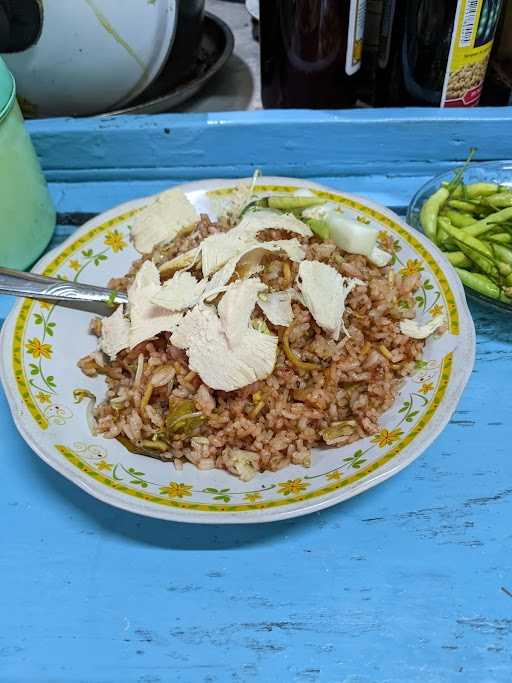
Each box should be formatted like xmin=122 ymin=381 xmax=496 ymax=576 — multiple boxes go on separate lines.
xmin=0 ymin=57 xmax=55 ymax=269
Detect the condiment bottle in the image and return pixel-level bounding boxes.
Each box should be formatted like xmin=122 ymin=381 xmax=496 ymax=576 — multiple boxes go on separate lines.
xmin=375 ymin=0 xmax=504 ymax=107
xmin=260 ymin=0 xmax=368 ymax=109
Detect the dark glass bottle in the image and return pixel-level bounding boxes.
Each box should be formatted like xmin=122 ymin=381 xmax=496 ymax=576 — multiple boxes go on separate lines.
xmin=358 ymin=0 xmax=385 ymax=105
xmin=375 ymin=0 xmax=457 ymax=106
xmin=375 ymin=0 xmax=503 ymax=108
xmin=260 ymin=0 xmax=367 ymax=109
xmin=480 ymin=0 xmax=512 ymax=105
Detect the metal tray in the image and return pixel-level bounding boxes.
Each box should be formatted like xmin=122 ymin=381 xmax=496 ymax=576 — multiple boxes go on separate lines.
xmin=107 ymin=12 xmax=234 ymax=116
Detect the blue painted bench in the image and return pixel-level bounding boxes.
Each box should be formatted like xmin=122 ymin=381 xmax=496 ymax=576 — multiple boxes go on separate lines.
xmin=1 ymin=109 xmax=512 ymax=683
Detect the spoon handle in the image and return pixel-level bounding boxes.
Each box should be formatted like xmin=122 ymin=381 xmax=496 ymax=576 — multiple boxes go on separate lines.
xmin=0 ymin=267 xmax=128 ymax=316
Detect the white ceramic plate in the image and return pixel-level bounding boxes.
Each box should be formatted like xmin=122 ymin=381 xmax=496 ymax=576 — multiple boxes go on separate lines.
xmin=0 ymin=178 xmax=475 ymax=523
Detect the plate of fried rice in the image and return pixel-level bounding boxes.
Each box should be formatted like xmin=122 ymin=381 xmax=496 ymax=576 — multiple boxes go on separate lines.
xmin=0 ymin=177 xmax=475 ymax=523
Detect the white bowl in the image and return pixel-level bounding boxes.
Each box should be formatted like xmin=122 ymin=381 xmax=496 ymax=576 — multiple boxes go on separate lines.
xmin=2 ymin=0 xmax=177 ymax=117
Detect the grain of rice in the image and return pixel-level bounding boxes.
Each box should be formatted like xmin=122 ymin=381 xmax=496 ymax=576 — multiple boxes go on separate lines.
xmin=150 ymin=364 xmax=176 ymax=388
xmin=134 ymin=353 xmax=144 ymax=386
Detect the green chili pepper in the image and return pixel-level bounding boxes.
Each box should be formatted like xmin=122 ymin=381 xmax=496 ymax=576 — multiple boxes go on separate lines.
xmin=455 ymin=268 xmax=512 ymax=303
xmin=484 ymin=192 xmax=512 ymax=209
xmin=267 ymin=196 xmax=324 ymax=210
xmin=455 ymin=268 xmax=499 ymax=297
xmin=441 ymin=221 xmax=498 ymax=279
xmin=491 ymin=242 xmax=512 ymax=267
xmin=436 ymin=216 xmax=453 ymax=248
xmin=463 ymin=207 xmax=512 ymax=237
xmin=442 ymin=182 xmax=464 ymax=199
xmin=444 ymin=209 xmax=475 ymax=228
xmin=445 ymin=251 xmax=472 ymax=268
xmin=418 ymin=153 xmax=512 ymax=304
xmin=485 ymin=232 xmax=512 ymax=244
xmin=447 ymin=199 xmax=481 ymax=214
xmin=420 ymin=187 xmax=449 ymax=242
xmin=450 ymin=184 xmax=464 ymax=199
xmin=498 ymin=262 xmax=512 ymax=277
xmin=465 ymin=182 xmax=499 ymax=198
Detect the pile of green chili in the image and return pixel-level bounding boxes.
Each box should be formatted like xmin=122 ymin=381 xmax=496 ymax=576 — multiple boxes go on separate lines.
xmin=419 ymin=163 xmax=512 ymax=305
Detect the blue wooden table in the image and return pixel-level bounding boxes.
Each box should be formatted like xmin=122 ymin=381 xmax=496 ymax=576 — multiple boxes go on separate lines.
xmin=1 ymin=110 xmax=512 ymax=683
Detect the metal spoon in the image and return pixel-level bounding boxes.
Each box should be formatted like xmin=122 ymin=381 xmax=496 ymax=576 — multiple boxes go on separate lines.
xmin=0 ymin=267 xmax=127 ymax=316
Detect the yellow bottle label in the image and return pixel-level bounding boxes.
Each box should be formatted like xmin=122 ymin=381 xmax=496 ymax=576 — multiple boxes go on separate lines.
xmin=346 ymin=0 xmax=368 ymax=76
xmin=442 ymin=0 xmax=503 ymax=107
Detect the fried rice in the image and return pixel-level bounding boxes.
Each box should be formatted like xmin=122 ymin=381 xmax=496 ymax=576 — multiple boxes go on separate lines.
xmin=78 ymin=214 xmax=425 ymax=479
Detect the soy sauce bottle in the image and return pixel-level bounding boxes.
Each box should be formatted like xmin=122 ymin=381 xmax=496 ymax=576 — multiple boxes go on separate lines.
xmin=375 ymin=0 xmax=457 ymax=106
xmin=260 ymin=1 xmax=368 ymax=109
xmin=375 ymin=0 xmax=503 ymax=108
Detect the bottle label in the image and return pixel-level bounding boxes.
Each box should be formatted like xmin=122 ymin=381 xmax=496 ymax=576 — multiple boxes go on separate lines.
xmin=442 ymin=0 xmax=503 ymax=107
xmin=346 ymin=0 xmax=368 ymax=75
